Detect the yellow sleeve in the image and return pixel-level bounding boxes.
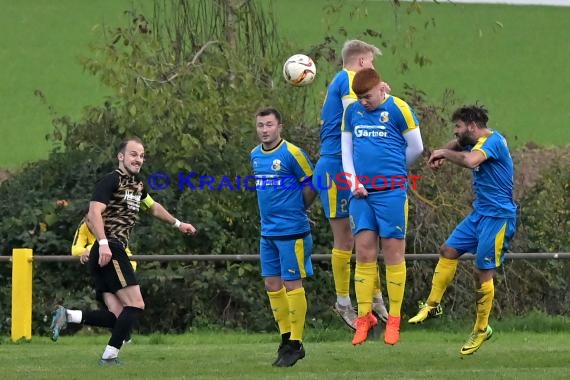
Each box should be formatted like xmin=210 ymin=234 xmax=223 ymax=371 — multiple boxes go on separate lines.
xmin=472 ymin=135 xmax=490 ymax=158
xmin=286 ymin=143 xmax=313 ymax=181
xmin=140 ymin=194 xmax=155 ymax=212
xmin=393 ymin=96 xmax=419 ymax=134
xmin=71 ymin=223 xmax=95 ymax=256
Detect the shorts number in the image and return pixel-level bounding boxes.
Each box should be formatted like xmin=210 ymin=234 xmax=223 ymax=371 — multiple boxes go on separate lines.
xmin=340 ymin=199 xmax=348 ymax=214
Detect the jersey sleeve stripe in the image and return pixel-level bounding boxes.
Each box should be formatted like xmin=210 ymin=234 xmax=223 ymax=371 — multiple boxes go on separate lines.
xmin=472 ymin=136 xmax=489 ymax=158
xmin=346 ymin=69 xmax=357 ymax=100
xmin=286 ymin=143 xmax=313 ymax=179
xmin=393 ymin=97 xmax=419 ymax=133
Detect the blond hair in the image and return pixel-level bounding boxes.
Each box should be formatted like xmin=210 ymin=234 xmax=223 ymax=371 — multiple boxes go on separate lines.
xmin=341 ymin=40 xmax=382 ymax=65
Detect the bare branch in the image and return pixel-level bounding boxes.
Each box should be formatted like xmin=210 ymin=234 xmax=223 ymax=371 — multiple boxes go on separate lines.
xmin=137 ymin=40 xmax=220 ymax=86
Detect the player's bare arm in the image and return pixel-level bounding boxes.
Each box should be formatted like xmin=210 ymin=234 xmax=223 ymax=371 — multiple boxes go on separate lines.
xmin=86 ymin=201 xmax=113 ymax=267
xmin=444 ymin=139 xmax=463 ymax=151
xmin=148 ymin=202 xmax=197 ymax=236
xmin=302 ymin=180 xmax=317 ymax=209
xmin=429 ymin=149 xmax=486 ymax=169
xmin=427 ymin=139 xmax=463 ymax=171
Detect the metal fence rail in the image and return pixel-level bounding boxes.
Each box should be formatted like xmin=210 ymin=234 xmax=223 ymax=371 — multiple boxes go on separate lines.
xmin=1 ymin=252 xmax=570 ymax=263
xmin=2 ymin=249 xmax=569 ymax=342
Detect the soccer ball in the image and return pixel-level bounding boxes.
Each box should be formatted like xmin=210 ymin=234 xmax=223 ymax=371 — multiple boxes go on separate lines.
xmin=283 ymin=54 xmax=317 ymax=86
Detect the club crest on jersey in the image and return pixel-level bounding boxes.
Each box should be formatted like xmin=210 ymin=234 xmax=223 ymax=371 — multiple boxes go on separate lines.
xmin=380 ymin=111 xmax=389 ymax=123
xmin=271 ymin=159 xmax=282 ymax=171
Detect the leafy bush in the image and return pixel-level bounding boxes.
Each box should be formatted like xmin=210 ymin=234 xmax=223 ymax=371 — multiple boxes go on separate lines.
xmin=1 ymin=0 xmax=569 ymax=336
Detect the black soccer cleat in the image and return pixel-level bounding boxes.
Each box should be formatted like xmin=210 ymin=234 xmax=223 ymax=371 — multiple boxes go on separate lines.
xmin=274 ymin=341 xmax=305 ymax=367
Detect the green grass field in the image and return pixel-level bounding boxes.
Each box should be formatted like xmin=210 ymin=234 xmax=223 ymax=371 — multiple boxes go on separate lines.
xmin=1 ymin=328 xmax=569 ymax=379
xmin=2 ymin=1 xmax=569 ymax=168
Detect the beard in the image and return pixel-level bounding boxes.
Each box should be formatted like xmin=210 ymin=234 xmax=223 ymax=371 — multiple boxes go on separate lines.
xmin=124 ymin=163 xmax=141 ymax=176
xmin=457 ymin=133 xmax=476 ymax=147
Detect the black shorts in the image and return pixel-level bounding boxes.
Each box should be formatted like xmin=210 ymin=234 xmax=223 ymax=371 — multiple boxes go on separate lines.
xmin=89 ymin=240 xmax=139 ymax=294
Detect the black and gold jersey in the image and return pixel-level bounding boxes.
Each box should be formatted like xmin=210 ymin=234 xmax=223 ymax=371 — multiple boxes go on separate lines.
xmin=91 ymin=169 xmax=154 ymax=247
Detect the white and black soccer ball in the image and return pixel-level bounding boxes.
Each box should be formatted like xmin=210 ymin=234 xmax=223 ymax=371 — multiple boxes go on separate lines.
xmin=282 ymin=54 xmax=317 ymax=87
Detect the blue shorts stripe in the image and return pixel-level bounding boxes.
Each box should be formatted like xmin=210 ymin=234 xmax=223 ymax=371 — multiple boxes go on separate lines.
xmin=260 ymin=235 xmax=314 ymax=281
xmin=314 ymin=156 xmax=350 ymax=219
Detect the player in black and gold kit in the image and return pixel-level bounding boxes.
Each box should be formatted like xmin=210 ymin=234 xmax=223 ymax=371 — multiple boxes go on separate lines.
xmin=50 ymin=137 xmax=197 ymax=365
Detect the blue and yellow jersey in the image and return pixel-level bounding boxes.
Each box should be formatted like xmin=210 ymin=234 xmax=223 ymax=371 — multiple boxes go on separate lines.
xmin=319 ymin=69 xmax=357 ymax=156
xmin=250 ymin=139 xmax=314 ymax=238
xmin=342 ymin=95 xmax=419 ymax=189
xmin=468 ymin=130 xmax=517 ymax=218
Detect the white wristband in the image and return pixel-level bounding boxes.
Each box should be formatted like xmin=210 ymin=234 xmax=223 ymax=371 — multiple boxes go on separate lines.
xmin=173 ymin=219 xmax=181 ymax=228
xmin=98 ymin=239 xmax=109 ymax=246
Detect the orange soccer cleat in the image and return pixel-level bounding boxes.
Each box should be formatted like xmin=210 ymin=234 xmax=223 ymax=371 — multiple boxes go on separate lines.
xmin=384 ymin=315 xmax=401 ymax=345
xmin=351 ymin=312 xmax=378 ymax=345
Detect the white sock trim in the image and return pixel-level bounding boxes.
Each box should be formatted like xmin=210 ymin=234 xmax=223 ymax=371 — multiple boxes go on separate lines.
xmin=336 ymin=295 xmax=351 ymax=307
xmin=372 ymin=292 xmax=384 ymax=304
xmin=102 ymin=345 xmax=120 ymax=360
xmin=67 ymin=309 xmax=82 ymax=324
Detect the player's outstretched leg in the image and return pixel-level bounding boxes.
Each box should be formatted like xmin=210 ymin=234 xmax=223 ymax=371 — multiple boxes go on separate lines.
xmin=50 ymin=305 xmax=68 ymax=341
xmin=460 ymin=325 xmax=493 ymax=355
xmin=332 ymin=247 xmax=356 ymax=330
xmin=372 ymin=265 xmax=388 ymax=322
xmin=372 ymin=295 xmax=389 ymax=323
xmin=333 ymin=302 xmax=357 ymax=330
xmin=408 ymin=301 xmax=443 ymax=324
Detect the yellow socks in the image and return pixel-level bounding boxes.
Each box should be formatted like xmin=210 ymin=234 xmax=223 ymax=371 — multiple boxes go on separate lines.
xmin=268 ymin=286 xmax=308 ymax=341
xmin=386 ymin=262 xmax=406 ymax=317
xmin=474 ymin=279 xmax=494 ymax=332
xmin=373 ymin=266 xmax=382 ymax=300
xmin=354 ymin=261 xmax=377 ymax=316
xmin=267 ymin=287 xmax=290 ymax=335
xmin=286 ymin=287 xmax=307 ymax=341
xmin=331 ymin=248 xmax=352 ymax=298
xmin=427 ymin=257 xmax=458 ymax=306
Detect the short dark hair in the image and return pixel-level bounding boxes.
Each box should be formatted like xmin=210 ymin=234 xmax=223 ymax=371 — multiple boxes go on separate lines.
xmin=118 ymin=137 xmax=144 ymax=153
xmin=352 ymin=68 xmax=382 ymax=96
xmin=255 ymin=107 xmax=282 ymax=124
xmin=451 ymin=105 xmax=489 ymax=128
